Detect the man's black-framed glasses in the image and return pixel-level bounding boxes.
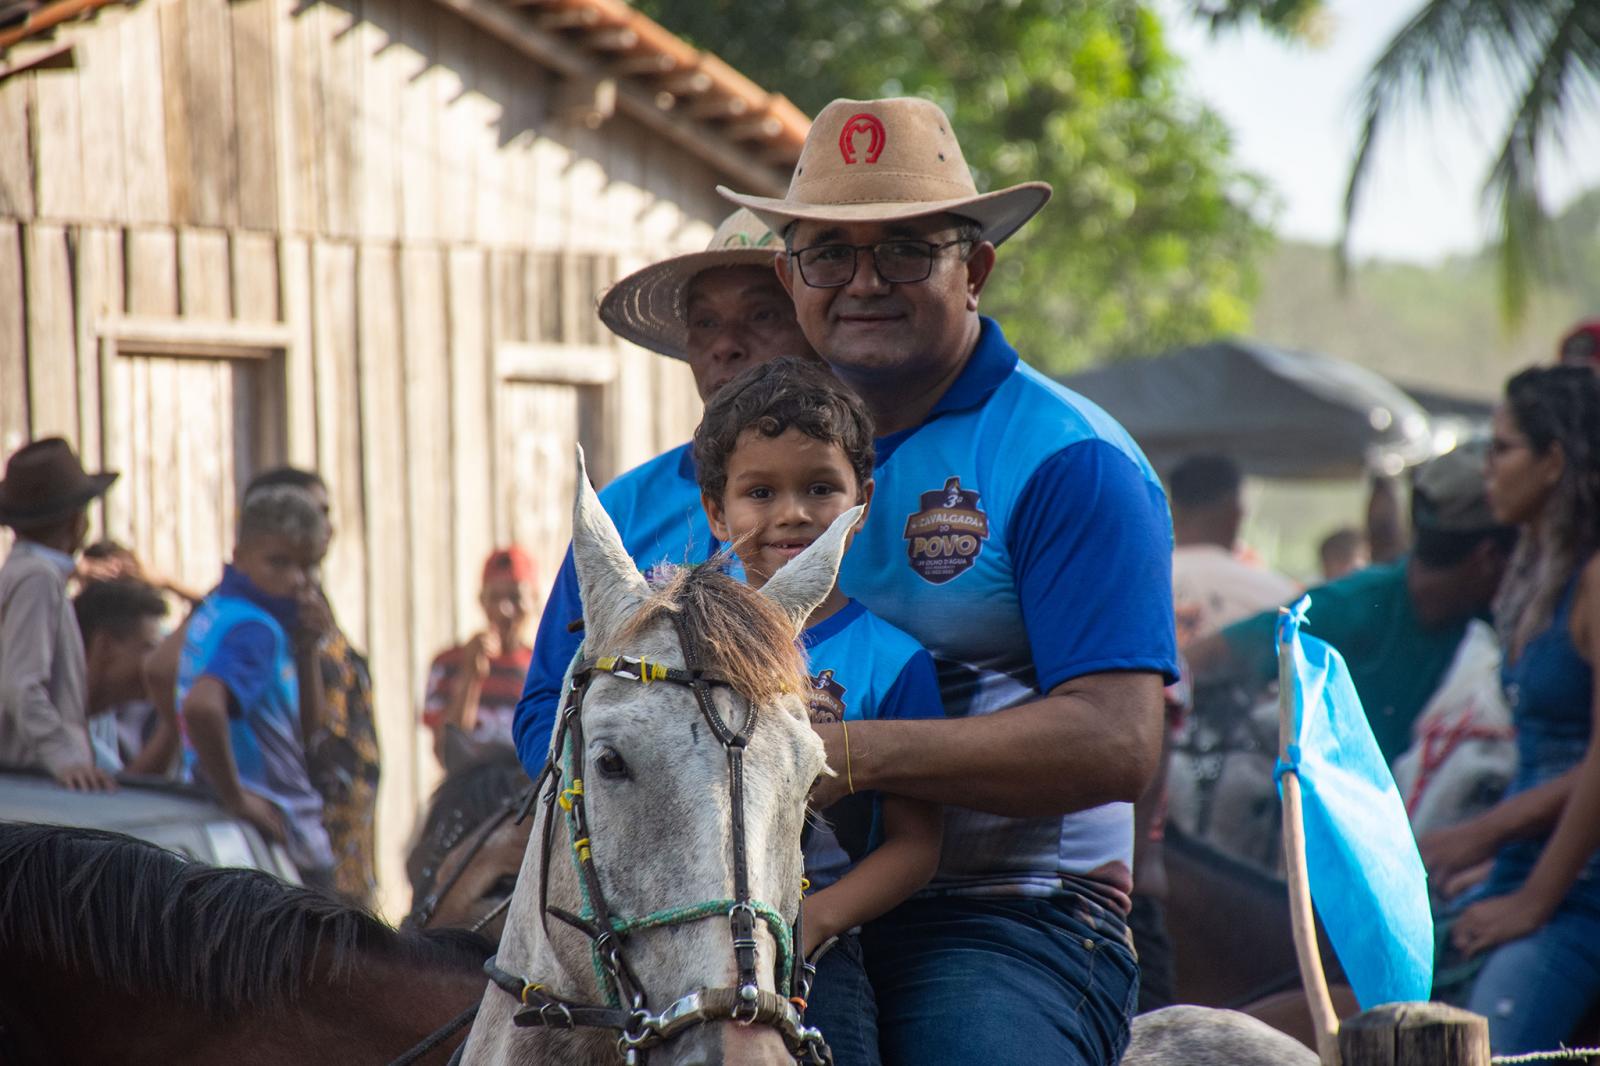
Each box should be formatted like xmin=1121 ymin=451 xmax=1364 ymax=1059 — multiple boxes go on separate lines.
xmin=789 ymin=238 xmax=975 ymax=288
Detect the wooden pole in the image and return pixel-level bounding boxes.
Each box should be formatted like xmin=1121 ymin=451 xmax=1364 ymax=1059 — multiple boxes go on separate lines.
xmin=1338 ymin=1003 xmax=1490 ymax=1066
xmin=1278 ymin=611 xmax=1343 ymax=1066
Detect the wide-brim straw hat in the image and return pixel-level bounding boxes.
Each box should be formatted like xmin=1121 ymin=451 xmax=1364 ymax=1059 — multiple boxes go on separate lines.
xmin=599 ymin=209 xmax=783 ymax=361
xmin=718 ymin=97 xmax=1052 ymax=246
xmin=0 ymin=437 xmax=117 ymax=529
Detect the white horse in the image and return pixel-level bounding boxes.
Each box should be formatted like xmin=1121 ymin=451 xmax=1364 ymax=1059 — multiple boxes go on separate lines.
xmin=462 ymin=456 xmax=846 ymax=1066
xmin=454 ymin=456 xmax=1331 ymax=1066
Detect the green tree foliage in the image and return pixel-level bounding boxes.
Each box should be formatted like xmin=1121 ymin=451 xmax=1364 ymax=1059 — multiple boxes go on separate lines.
xmin=638 ymin=0 xmax=1275 ymax=371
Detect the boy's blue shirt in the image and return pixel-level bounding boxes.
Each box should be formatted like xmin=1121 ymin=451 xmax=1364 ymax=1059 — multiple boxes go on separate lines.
xmin=800 ymin=598 xmax=943 ymax=892
xmin=179 ymin=564 xmax=331 ymax=872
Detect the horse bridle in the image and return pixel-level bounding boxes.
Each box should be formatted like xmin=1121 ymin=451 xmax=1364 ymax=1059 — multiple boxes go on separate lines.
xmin=481 ymin=615 xmax=832 ymax=1065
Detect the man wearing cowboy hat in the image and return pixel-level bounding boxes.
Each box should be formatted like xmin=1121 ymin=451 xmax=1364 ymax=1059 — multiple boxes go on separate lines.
xmin=721 ymin=98 xmax=1178 ymax=1065
xmin=0 ymin=437 xmax=120 ymax=791
xmin=511 ymin=209 xmax=819 ymax=772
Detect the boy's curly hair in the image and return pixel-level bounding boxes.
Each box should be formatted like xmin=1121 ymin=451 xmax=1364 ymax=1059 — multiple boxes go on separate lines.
xmin=692 ymin=357 xmax=875 ymax=499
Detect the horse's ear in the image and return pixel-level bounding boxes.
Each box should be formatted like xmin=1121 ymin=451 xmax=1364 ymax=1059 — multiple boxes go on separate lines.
xmin=572 ymin=445 xmax=649 ymax=647
xmin=760 ymin=505 xmax=862 ymax=634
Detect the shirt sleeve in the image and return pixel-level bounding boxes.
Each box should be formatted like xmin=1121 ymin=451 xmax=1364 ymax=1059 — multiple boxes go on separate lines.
xmin=513 ymin=545 xmax=584 ymax=775
xmin=874 ymin=648 xmax=946 ymax=721
xmin=198 ymin=620 xmax=279 ymax=717
xmin=1006 ymin=439 xmax=1180 ymax=692
xmin=0 ymin=570 xmax=90 ymax=772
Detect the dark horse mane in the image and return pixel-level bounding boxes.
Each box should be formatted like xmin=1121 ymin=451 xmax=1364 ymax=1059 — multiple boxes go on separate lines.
xmin=0 ymin=822 xmax=489 ymax=1017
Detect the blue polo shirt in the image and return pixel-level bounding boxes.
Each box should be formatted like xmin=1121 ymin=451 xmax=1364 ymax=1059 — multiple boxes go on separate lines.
xmin=179 ymin=566 xmax=333 ymax=873
xmin=838 ymin=316 xmax=1177 ymax=913
xmin=513 ymin=444 xmax=720 ymax=771
xmin=801 ymin=599 xmax=943 ymax=892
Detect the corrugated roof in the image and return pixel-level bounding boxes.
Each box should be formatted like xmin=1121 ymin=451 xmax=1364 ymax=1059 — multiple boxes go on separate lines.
xmin=0 ymin=0 xmax=808 ymax=192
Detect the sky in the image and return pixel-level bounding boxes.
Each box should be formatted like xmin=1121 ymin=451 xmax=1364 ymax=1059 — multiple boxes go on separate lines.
xmin=1158 ymin=0 xmax=1600 ymax=264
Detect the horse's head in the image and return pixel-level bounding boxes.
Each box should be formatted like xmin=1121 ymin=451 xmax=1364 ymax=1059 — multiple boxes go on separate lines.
xmin=475 ymin=450 xmax=844 ymax=1066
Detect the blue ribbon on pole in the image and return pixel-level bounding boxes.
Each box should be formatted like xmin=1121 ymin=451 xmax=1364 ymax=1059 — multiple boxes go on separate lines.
xmin=1276 ymin=595 xmax=1434 ymax=1009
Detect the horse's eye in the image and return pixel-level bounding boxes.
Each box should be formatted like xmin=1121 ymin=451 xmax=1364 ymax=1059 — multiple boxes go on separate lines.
xmin=595 ymin=746 xmax=630 ymax=780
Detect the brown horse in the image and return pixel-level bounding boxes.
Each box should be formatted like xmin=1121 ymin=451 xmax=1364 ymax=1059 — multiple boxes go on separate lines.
xmin=405 ymin=753 xmax=532 ymax=940
xmin=0 ymin=822 xmax=489 ymax=1066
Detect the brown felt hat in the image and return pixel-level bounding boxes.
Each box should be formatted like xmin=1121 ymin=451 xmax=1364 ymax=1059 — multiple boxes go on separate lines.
xmin=718 ymin=97 xmax=1052 ymax=245
xmin=0 ymin=437 xmax=118 ymax=529
xmin=598 ymin=209 xmax=785 ymax=361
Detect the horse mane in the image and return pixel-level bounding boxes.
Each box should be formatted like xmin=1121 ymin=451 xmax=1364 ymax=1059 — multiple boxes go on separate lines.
xmin=406 ymin=750 xmax=529 ymax=905
xmin=0 ymin=822 xmax=487 ymax=1016
xmin=609 ymin=559 xmax=808 ymax=705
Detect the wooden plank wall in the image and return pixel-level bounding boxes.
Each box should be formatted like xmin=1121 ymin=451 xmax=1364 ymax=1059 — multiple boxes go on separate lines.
xmin=0 ymin=0 xmax=727 ymax=918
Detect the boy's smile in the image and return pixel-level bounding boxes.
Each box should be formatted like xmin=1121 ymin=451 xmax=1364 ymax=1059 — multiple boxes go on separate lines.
xmin=704 ymin=426 xmax=872 ymax=587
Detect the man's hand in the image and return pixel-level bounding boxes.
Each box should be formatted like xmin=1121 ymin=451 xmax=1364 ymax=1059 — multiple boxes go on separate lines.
xmin=232 ymin=791 xmax=287 ymax=845
xmin=295 ymin=587 xmax=333 ymax=652
xmin=464 ymin=630 xmax=502 ymax=679
xmin=53 ymin=762 xmax=117 ymax=792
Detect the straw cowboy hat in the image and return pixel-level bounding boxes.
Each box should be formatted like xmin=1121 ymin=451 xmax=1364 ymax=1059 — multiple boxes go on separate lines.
xmin=0 ymin=437 xmax=118 ymax=529
xmin=599 ymin=209 xmax=784 ymax=361
xmin=718 ymin=97 xmax=1052 ymax=246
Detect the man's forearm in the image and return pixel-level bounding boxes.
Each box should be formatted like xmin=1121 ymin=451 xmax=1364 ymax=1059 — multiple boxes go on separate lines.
xmin=846 ymin=673 xmax=1164 ymax=818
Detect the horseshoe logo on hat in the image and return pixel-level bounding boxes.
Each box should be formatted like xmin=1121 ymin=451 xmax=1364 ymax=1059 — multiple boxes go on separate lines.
xmin=838 ymin=113 xmax=886 ymax=164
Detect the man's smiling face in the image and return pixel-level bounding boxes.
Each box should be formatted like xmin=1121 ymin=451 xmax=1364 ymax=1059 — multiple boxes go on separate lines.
xmin=779 ymin=215 xmax=991 ymax=383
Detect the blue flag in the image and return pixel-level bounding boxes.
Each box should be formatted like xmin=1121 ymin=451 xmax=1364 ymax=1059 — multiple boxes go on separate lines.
xmin=1276 ymin=597 xmax=1434 ymax=1008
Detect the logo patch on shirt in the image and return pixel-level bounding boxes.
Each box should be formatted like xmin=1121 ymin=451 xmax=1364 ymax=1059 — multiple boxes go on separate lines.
xmin=806 ymin=669 xmax=848 ymax=723
xmin=903 ymin=476 xmax=990 ymax=584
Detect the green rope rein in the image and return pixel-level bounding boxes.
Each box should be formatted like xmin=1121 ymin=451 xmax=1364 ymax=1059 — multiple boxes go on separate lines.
xmin=558 ymin=730 xmax=797 ymax=1006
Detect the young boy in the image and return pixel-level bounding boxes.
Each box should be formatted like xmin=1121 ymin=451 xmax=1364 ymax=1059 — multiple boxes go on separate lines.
xmin=178 ymin=485 xmax=334 ymax=889
xmin=422 ymin=546 xmax=537 ymax=774
xmin=0 ymin=438 xmax=118 ymax=791
xmin=693 ymin=358 xmax=943 ymax=1065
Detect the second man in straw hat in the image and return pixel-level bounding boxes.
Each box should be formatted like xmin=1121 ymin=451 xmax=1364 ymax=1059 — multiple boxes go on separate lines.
xmin=511 ymin=210 xmax=819 ymax=767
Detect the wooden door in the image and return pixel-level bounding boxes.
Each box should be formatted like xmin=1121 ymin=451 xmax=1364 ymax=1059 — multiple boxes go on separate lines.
xmin=103 ymin=350 xmax=287 ymax=595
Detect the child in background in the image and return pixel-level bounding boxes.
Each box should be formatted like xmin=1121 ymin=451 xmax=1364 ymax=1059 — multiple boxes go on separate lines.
xmin=693 ymin=358 xmax=943 ymax=1066
xmin=178 ymin=485 xmax=335 ymax=889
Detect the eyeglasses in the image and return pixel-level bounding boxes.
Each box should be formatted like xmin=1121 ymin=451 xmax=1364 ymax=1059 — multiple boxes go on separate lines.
xmin=788 ymin=238 xmax=975 ymax=289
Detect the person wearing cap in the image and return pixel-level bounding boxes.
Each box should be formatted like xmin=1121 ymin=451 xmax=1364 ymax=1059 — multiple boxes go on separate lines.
xmin=1190 ymin=440 xmax=1517 ymax=765
xmin=511 ymin=209 xmax=817 ymax=772
xmin=1557 ymin=319 xmax=1600 ymax=369
xmin=0 ymin=437 xmax=119 ymax=791
xmin=425 ymin=546 xmax=538 ymax=774
xmin=721 ymin=98 xmax=1177 ymax=1065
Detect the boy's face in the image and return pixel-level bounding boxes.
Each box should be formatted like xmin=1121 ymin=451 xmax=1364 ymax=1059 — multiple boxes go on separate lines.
xmin=702 ymin=427 xmax=872 ymax=586
xmin=480 ymin=574 xmax=531 ymax=638
xmin=87 ymin=616 xmax=164 ymax=710
xmin=233 ymin=532 xmax=319 ymax=600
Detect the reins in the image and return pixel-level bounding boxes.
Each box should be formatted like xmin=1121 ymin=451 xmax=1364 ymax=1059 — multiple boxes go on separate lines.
xmin=473 ymin=615 xmax=831 ymax=1065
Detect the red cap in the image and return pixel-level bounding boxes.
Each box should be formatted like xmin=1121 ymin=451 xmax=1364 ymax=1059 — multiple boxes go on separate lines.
xmin=1558 ymin=320 xmax=1600 ymax=367
xmin=482 ymin=545 xmax=536 ymax=586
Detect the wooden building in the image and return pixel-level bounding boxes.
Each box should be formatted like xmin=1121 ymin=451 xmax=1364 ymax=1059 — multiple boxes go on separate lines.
xmin=0 ymin=0 xmax=806 ymax=914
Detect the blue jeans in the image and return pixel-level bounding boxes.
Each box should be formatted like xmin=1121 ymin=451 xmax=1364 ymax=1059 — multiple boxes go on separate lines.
xmin=1466 ymin=900 xmax=1600 ymax=1055
xmin=804 ymin=933 xmax=881 ymax=1066
xmin=861 ymin=896 xmax=1139 ymax=1066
